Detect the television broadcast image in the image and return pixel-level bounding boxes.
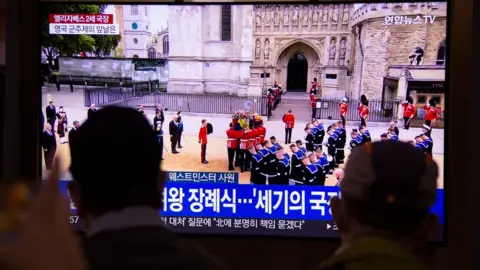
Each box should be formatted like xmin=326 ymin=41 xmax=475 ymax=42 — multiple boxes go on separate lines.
xmin=41 ymin=2 xmax=446 ymax=238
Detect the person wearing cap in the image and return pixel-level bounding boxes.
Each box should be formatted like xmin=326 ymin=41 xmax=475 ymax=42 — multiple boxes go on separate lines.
xmin=67 ymin=106 xmax=225 ymax=270
xmin=339 ymin=98 xmax=348 ymax=127
xmin=358 ymin=98 xmax=369 ymax=128
xmin=282 ymin=109 xmax=295 ymax=144
xmin=310 ymin=91 xmax=319 ymax=121
xmin=402 ymin=97 xmax=415 ymax=130
xmin=319 ymin=141 xmax=439 ymax=270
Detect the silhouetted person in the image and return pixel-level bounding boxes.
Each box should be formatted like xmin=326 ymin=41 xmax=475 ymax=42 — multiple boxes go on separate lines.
xmin=409 ymin=47 xmax=424 ymax=66
xmin=69 ymin=75 xmax=74 ymax=92
xmin=45 ymin=101 xmax=56 ymax=132
xmin=169 ymin=115 xmax=180 ymax=154
xmin=68 ymin=120 xmax=80 ymax=155
xmin=41 ymin=123 xmax=57 ymax=170
xmin=68 ymin=106 xmax=224 ymax=270
xmin=318 ymin=141 xmax=439 ymax=270
xmin=87 ymin=104 xmax=97 ymax=119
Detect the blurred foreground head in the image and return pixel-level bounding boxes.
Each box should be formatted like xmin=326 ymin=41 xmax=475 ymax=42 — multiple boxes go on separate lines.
xmin=69 ymin=106 xmax=162 ymax=218
xmin=330 ymin=140 xmax=439 ymax=248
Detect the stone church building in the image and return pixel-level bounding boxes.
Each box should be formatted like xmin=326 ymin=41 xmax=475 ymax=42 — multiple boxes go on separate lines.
xmin=121 ymin=2 xmax=447 ymax=108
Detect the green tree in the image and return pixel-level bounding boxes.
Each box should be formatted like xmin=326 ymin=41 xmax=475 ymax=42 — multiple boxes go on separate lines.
xmin=40 ymin=4 xmax=120 ymax=68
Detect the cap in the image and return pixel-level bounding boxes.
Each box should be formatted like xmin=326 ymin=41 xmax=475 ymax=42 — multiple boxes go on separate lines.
xmin=380 ymin=133 xmax=388 ymax=138
xmin=342 ymin=141 xmax=438 ymax=210
xmin=342 ymin=98 xmax=347 ymax=102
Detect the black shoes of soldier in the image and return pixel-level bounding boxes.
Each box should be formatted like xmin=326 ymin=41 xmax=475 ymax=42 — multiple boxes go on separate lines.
xmin=172 ymin=151 xmax=179 ymax=154
xmin=202 ymin=160 xmax=208 ymax=164
xmin=228 ymin=167 xmax=235 ymax=171
xmin=178 ymin=145 xmax=183 ymax=149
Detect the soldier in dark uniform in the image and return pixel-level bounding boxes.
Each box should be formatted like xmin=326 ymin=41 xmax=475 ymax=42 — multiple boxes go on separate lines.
xmin=309 ymin=153 xmax=326 ymax=185
xmin=312 ymin=120 xmax=325 ymax=150
xmin=326 ymin=126 xmax=338 ymax=170
xmin=415 ymin=135 xmax=428 ymax=153
xmin=269 ymin=136 xmax=281 ymax=150
xmin=358 ymin=125 xmax=372 ymax=144
xmin=54 ymin=75 xmax=61 ymax=91
xmin=274 ymin=147 xmax=290 ymax=185
xmin=153 ymin=113 xmax=164 ymax=160
xmin=154 ymin=108 xmax=164 ymax=126
xmin=315 ymin=146 xmax=331 ymax=175
xmin=256 ymin=142 xmax=271 ymax=184
xmin=263 ymin=140 xmax=279 ymax=184
xmin=334 ymin=121 xmax=347 ymax=164
xmin=295 ymin=140 xmax=307 ymax=155
xmin=421 ymin=132 xmax=433 ymax=154
xmin=68 ymin=75 xmax=74 ymax=92
xmin=249 ymin=145 xmax=265 ymax=184
xmin=349 ymin=129 xmax=363 ymax=149
xmin=304 ymin=126 xmax=315 ymax=152
xmin=301 ymin=154 xmax=320 ymax=185
xmin=289 ymin=144 xmax=304 ymax=185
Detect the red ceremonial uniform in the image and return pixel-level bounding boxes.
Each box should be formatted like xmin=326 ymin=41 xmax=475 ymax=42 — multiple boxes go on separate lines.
xmin=198 ymin=126 xmax=207 ymax=144
xmin=239 ymin=132 xmax=250 ymax=150
xmin=310 ymin=94 xmax=318 ymax=108
xmin=226 ymin=128 xmax=243 ymax=148
xmin=424 ymin=106 xmax=439 ymax=121
xmin=402 ymin=103 xmax=415 ymax=118
xmin=257 ymin=126 xmax=266 ymax=143
xmin=340 ymin=103 xmax=348 ymax=116
xmin=283 ymin=113 xmax=295 ymax=129
xmin=359 ymin=105 xmax=369 ymax=119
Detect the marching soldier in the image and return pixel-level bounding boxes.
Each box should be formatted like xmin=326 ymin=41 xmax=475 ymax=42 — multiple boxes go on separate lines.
xmin=295 ymin=140 xmax=307 ymax=155
xmin=249 ymin=145 xmax=265 ymax=184
xmin=245 ymin=128 xmax=259 ymax=171
xmin=309 ymin=153 xmax=326 ymax=185
xmin=421 ymin=131 xmax=434 ymax=154
xmin=301 ymin=154 xmax=320 ymax=185
xmin=282 ymin=109 xmax=295 ymax=144
xmin=387 ymin=128 xmax=399 ymax=141
xmin=289 ymin=144 xmax=304 ymax=185
xmin=326 ymin=126 xmax=338 ymax=169
xmin=315 ymin=146 xmax=331 ymax=175
xmin=226 ymin=124 xmax=244 ymax=171
xmin=358 ymin=126 xmax=372 ymax=144
xmin=349 ymin=129 xmax=363 ymax=149
xmin=261 ymin=140 xmax=278 ymax=184
xmin=312 ymin=120 xmax=325 ymax=150
xmin=358 ymin=99 xmax=369 ymax=127
xmin=339 ymin=98 xmax=348 ymax=127
xmin=274 ymin=147 xmax=290 ymax=185
xmin=402 ymin=97 xmax=415 ymax=130
xmin=269 ymin=136 xmax=281 ymax=150
xmin=257 ymin=121 xmax=267 ymax=143
xmin=334 ymin=121 xmax=347 ymax=164
xmin=423 ymin=99 xmax=439 ymax=128
xmin=310 ymin=92 xmax=319 ymax=121
xmin=239 ymin=130 xmax=252 ymax=172
xmin=304 ymin=126 xmax=315 ymax=152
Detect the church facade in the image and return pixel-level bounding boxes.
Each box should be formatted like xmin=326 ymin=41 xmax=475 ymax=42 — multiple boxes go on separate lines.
xmin=115 ymin=3 xmax=447 ymax=102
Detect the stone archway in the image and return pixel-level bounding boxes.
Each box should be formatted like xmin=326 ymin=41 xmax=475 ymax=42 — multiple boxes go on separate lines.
xmin=274 ymin=41 xmax=321 ymax=93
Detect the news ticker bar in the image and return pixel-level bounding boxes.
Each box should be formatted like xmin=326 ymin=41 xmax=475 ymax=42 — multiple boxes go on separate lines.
xmin=49 ymin=24 xmax=119 ymax=35
xmin=69 ymin=215 xmax=444 ymax=241
xmin=61 ymin=181 xmax=444 ymax=223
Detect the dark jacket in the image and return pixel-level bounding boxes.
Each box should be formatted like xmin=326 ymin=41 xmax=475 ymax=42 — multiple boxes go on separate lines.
xmin=46 ymin=105 xmax=56 ymax=121
xmin=87 ymin=108 xmax=97 ymax=119
xmin=169 ymin=120 xmax=179 ymax=137
xmin=42 ymin=130 xmax=57 ymax=150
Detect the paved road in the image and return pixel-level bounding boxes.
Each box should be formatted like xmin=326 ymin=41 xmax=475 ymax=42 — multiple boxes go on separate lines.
xmin=42 ymin=88 xmax=444 ymax=155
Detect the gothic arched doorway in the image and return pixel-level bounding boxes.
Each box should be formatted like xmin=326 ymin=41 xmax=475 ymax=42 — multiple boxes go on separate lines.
xmin=287 ymin=53 xmax=308 ymax=92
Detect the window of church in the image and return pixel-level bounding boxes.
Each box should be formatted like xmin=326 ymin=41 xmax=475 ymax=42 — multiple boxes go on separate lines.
xmin=436 ymin=39 xmax=446 ymax=65
xmin=133 ymin=38 xmax=138 ymax=44
xmin=163 ymin=35 xmax=169 ymax=55
xmin=131 ymin=5 xmax=139 ymax=15
xmin=221 ymin=5 xmax=232 ymax=41
xmin=148 ymin=48 xmax=156 ymax=59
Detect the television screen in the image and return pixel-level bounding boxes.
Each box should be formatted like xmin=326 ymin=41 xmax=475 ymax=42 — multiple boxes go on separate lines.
xmin=40 ymin=2 xmax=446 ymax=239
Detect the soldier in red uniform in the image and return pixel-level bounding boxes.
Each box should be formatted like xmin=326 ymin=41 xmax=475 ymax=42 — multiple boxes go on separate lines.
xmin=339 ymin=98 xmax=348 ymax=127
xmin=282 ymin=109 xmax=295 ymax=144
xmin=358 ymin=101 xmax=369 ymax=128
xmin=257 ymin=121 xmax=267 ymax=143
xmin=238 ymin=130 xmax=253 ymax=172
xmin=226 ymin=124 xmax=244 ymax=171
xmin=310 ymin=93 xmax=319 ymax=121
xmin=198 ymin=119 xmax=208 ymax=164
xmin=402 ymin=97 xmax=416 ymax=130
xmin=423 ymin=100 xmax=439 ymax=128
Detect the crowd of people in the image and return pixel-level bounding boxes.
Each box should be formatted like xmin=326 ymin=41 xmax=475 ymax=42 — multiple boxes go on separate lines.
xmin=5 ymin=105 xmax=442 ymax=270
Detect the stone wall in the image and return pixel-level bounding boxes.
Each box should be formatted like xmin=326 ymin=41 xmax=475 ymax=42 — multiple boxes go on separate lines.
xmin=349 ymin=18 xmax=447 ymax=99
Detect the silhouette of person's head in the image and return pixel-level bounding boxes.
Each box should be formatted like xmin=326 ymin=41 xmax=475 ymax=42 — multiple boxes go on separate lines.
xmin=68 ymin=106 xmax=162 ymax=222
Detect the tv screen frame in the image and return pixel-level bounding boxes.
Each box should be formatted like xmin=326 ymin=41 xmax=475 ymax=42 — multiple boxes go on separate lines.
xmin=36 ymin=1 xmax=449 ymax=242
